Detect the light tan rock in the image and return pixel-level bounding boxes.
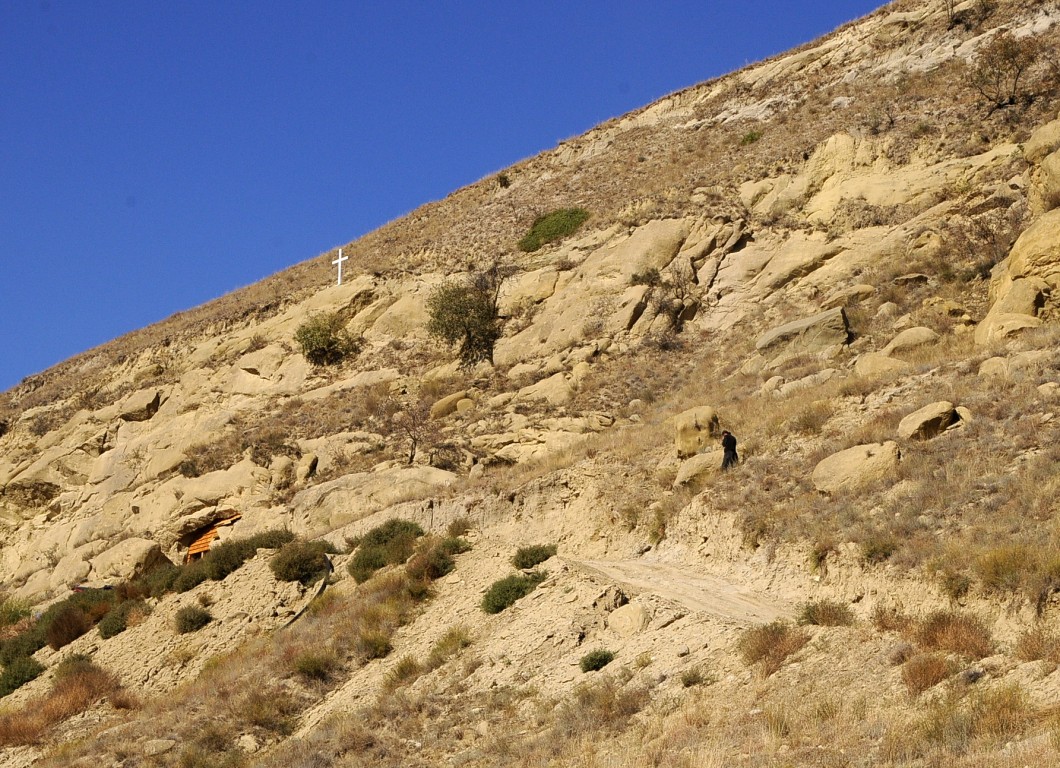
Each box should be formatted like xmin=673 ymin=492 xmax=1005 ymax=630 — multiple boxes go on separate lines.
xmin=430 ymin=391 xmax=469 ymax=420
xmin=812 ymin=442 xmax=900 ymax=493
xmin=607 ymin=602 xmax=650 ymax=637
xmin=674 ymin=406 xmax=720 ymax=458
xmin=854 ymin=353 xmax=911 ymax=378
xmin=673 ymin=451 xmax=724 ymax=487
xmin=455 ymin=398 xmax=475 ymax=414
xmin=119 ymin=389 xmax=162 ymax=422
xmin=755 ymin=308 xmax=850 ymax=356
xmin=517 ymin=373 xmax=573 ymax=406
xmin=881 ymin=326 xmax=939 ymax=356
xmin=90 ymin=537 xmax=169 ymax=582
xmin=291 ymin=466 xmax=457 ymax=535
xmin=897 ymin=401 xmax=959 ymax=440
xmin=1009 ymin=209 xmax=1060 ymax=291
xmin=822 ymin=283 xmax=875 ymax=310
xmin=1024 ymin=113 xmax=1060 ymax=163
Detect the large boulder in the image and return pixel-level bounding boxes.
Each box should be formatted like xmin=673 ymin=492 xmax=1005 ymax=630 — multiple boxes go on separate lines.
xmin=854 ymin=353 xmax=911 ymax=378
xmin=673 ymin=450 xmax=725 ymax=487
xmin=976 ymin=209 xmax=1060 ymax=345
xmin=119 ymin=389 xmax=163 ymax=422
xmin=812 ymin=442 xmax=901 ymax=493
xmin=430 ymin=390 xmax=469 ymax=420
xmin=755 ymin=308 xmax=850 ymax=357
xmin=674 ymin=406 xmax=721 ymax=458
xmin=89 ymin=537 xmax=170 ymax=582
xmin=881 ymin=327 xmax=940 ymax=356
xmin=897 ymin=401 xmax=961 ymax=440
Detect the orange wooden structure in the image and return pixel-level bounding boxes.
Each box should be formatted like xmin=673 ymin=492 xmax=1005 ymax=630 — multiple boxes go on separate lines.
xmin=184 ymin=514 xmax=242 ymax=563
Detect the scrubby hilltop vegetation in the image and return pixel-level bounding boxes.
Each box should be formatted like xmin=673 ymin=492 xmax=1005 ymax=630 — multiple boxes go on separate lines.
xmin=1 ymin=1 xmax=1060 ymax=765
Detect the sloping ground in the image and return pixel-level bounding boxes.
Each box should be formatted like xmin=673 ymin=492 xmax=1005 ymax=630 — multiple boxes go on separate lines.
xmin=1 ymin=0 xmax=1060 ymax=765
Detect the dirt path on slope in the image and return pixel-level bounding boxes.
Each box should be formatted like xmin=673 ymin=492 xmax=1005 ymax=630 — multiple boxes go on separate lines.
xmin=568 ymin=559 xmax=791 ymax=625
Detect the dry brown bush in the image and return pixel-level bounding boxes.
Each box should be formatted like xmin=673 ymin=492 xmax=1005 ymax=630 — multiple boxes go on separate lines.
xmin=1015 ymin=626 xmax=1060 ymax=663
xmin=0 ymin=658 xmax=121 ymax=746
xmin=738 ymin=621 xmax=810 ymax=676
xmin=902 ymin=652 xmax=957 ymax=696
xmin=915 ymin=611 xmax=994 ymax=660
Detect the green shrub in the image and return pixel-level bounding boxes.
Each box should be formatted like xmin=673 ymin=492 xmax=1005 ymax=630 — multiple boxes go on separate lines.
xmin=518 ymin=208 xmax=590 ymax=252
xmin=98 ymin=599 xmax=150 ymax=640
xmin=135 ymin=562 xmax=180 ymax=598
xmin=481 ymin=571 xmax=546 ymax=614
xmin=405 ymin=536 xmax=468 ymax=583
xmin=270 ymin=540 xmax=330 ymax=585
xmin=680 ymin=665 xmax=712 ymax=688
xmin=173 ymin=560 xmax=211 ymax=593
xmin=294 ymin=313 xmax=360 ymax=366
xmin=446 ymin=517 xmax=473 ymax=538
xmin=202 ymin=539 xmax=258 ymax=581
xmin=579 ymin=649 xmax=615 ymax=672
xmin=426 ymin=625 xmax=473 ymax=670
xmin=797 ymin=599 xmax=855 ymax=627
xmin=426 ymin=265 xmax=506 ymax=368
xmin=511 ymin=544 xmax=557 ymax=570
xmin=0 ymin=597 xmax=29 ymax=628
xmin=245 ymin=528 xmax=297 ymax=550
xmin=0 ymin=656 xmax=44 ymax=697
xmin=175 ymin=606 xmax=212 ymax=634
xmin=347 ymin=546 xmax=390 ymax=584
xmin=348 ymin=519 xmax=425 ymax=583
xmin=861 ymin=532 xmax=898 ymax=564
xmin=740 ymin=130 xmax=762 ymax=146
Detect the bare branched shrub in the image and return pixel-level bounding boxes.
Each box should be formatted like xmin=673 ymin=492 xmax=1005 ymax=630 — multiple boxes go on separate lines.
xmin=969 ymin=32 xmax=1041 ymax=109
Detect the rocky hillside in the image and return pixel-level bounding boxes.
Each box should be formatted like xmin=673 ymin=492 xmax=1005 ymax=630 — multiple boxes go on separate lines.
xmin=1 ymin=0 xmax=1060 ymax=765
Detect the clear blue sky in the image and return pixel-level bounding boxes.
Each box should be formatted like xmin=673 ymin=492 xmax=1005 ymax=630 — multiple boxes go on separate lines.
xmin=0 ymin=0 xmax=886 ymax=392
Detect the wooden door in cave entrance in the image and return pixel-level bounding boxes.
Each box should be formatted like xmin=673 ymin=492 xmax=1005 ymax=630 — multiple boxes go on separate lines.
xmin=184 ymin=514 xmax=242 ymax=563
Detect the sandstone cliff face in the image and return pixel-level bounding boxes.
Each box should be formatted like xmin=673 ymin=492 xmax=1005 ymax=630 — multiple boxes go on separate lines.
xmin=1 ymin=2 xmax=1060 ymax=766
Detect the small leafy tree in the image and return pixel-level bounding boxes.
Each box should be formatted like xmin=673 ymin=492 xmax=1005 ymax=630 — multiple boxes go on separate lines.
xmin=426 ymin=262 xmax=510 ymax=369
xmin=295 ymin=313 xmax=360 ymax=366
xmin=970 ymin=32 xmax=1041 ymax=110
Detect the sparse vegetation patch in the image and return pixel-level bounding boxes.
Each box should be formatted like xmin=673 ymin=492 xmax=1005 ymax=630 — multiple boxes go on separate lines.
xmin=481 ymin=571 xmax=547 ymax=614
xmin=518 ymin=208 xmax=590 ymax=252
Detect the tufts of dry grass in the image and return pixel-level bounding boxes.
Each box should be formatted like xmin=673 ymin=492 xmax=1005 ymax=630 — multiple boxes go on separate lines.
xmin=0 ymin=656 xmax=125 ymax=746
xmin=797 ymin=599 xmax=855 ymax=627
xmin=915 ymin=611 xmax=994 ymax=660
xmin=737 ymin=620 xmax=810 ymax=676
xmin=902 ymin=652 xmax=957 ymax=696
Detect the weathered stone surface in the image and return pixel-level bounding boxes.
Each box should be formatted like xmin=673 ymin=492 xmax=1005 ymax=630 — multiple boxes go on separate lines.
xmin=517 ymin=373 xmax=573 ymax=406
xmin=755 ymin=308 xmax=850 ymax=355
xmin=430 ymin=391 xmax=469 ymax=420
xmin=821 ymin=283 xmax=875 ymax=310
xmin=608 ymin=602 xmax=650 ymax=637
xmin=143 ymin=739 xmax=177 ymax=757
xmin=897 ymin=401 xmax=960 ymax=440
xmin=812 ymin=442 xmax=900 ymax=493
xmin=674 ymin=406 xmax=720 ymax=458
xmin=673 ymin=451 xmax=724 ymax=487
xmin=881 ymin=326 xmax=940 ymax=356
xmin=854 ymin=353 xmax=911 ymax=378
xmin=291 ymin=466 xmax=457 ymax=535
xmin=977 ymin=210 xmax=1060 ymax=345
xmin=119 ymin=389 xmax=162 ymax=422
xmin=1025 ymin=113 xmax=1060 ymax=164
xmin=90 ymin=537 xmax=169 ymax=582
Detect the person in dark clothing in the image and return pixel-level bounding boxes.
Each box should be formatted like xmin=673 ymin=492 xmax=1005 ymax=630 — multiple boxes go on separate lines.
xmin=721 ymin=430 xmax=738 ymax=470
